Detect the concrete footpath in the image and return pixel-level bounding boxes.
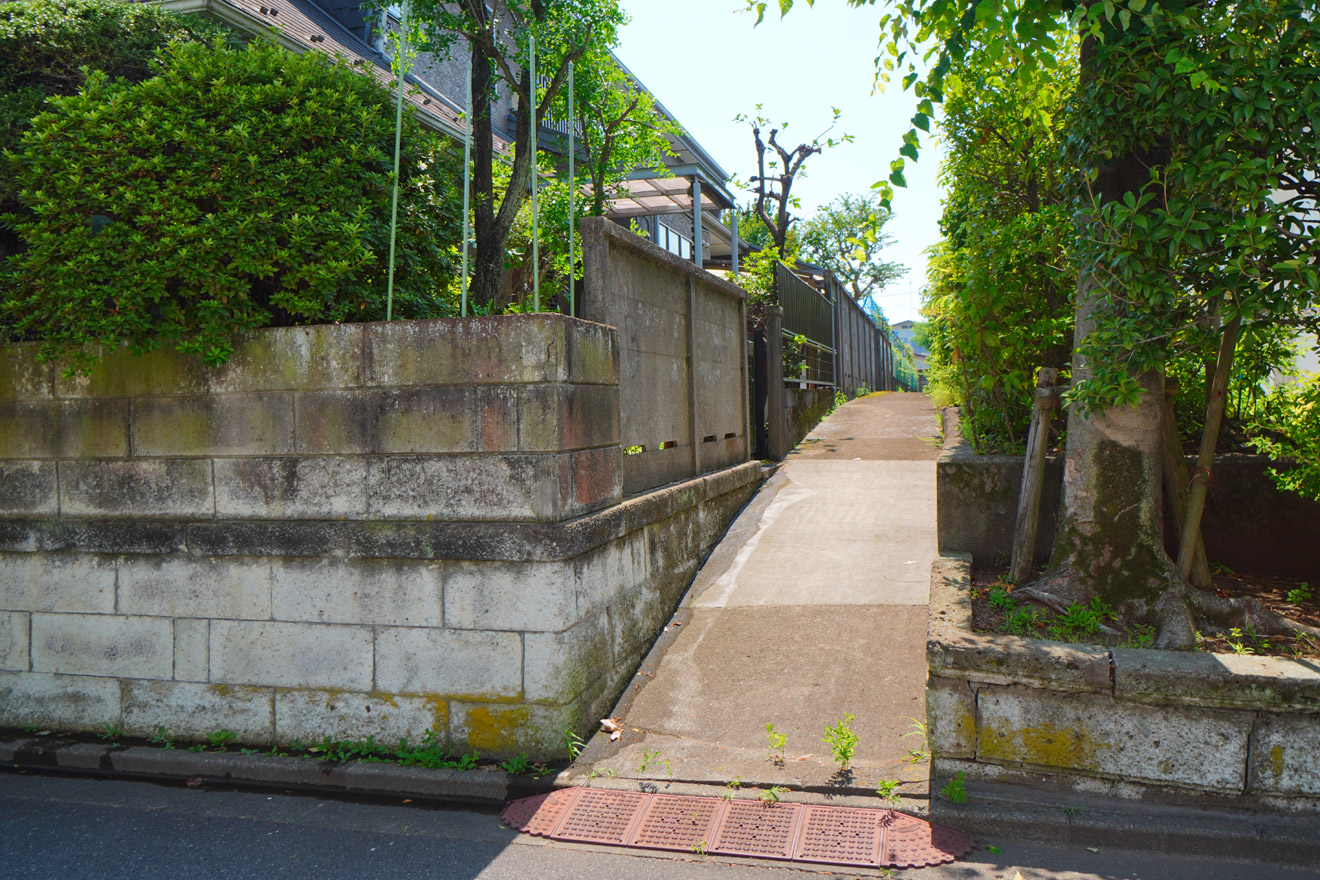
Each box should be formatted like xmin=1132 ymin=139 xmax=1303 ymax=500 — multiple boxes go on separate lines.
xmin=563 ymin=391 xmax=942 ymax=800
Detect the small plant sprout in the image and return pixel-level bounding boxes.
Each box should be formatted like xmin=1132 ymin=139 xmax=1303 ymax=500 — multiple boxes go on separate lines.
xmin=690 ymin=840 xmax=708 ymax=857
xmin=639 ymin=747 xmax=664 ymax=774
xmin=902 ymin=718 xmax=930 ymax=764
xmin=941 ymin=771 xmax=968 ymax=804
xmin=765 ymin=722 xmax=787 ymax=764
xmin=875 ymin=779 xmax=902 ymax=806
xmin=758 ymin=785 xmax=787 ymax=805
xmin=563 ymin=724 xmax=587 ymax=760
xmin=1287 ymin=583 xmax=1312 ymax=605
xmin=822 ymin=714 xmax=859 ymax=770
xmin=98 ymin=722 xmax=124 ymax=743
xmin=208 ymin=729 xmax=236 ymax=750
xmin=721 ymin=776 xmax=743 ymax=801
xmin=150 ymin=727 xmax=175 ymax=750
xmin=499 ymin=753 xmax=530 ymax=775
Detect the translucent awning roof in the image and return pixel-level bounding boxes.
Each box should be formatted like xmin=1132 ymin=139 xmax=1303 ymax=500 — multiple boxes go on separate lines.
xmin=606 ymin=164 xmax=736 ymax=218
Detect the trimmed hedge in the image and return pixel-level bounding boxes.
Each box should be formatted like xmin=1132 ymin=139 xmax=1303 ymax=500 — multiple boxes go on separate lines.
xmin=2 ymin=39 xmax=464 ymax=370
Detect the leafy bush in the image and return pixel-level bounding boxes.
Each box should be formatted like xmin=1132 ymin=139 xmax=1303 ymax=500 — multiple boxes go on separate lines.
xmin=2 ymin=39 xmax=463 ymax=370
xmin=1249 ymin=375 xmax=1320 ymax=502
xmin=0 ymin=0 xmax=228 ymax=257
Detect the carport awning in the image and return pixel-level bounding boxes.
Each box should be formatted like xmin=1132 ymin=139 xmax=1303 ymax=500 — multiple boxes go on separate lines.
xmin=606 ymin=164 xmax=736 ymax=218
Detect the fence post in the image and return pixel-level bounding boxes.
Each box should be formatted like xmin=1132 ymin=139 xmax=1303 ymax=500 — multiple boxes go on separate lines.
xmin=766 ymin=305 xmax=787 ymax=460
xmin=1010 ymin=367 xmax=1059 ymax=582
xmin=687 ymin=272 xmax=701 ymax=477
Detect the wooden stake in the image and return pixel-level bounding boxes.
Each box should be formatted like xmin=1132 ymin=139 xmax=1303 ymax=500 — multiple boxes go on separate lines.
xmin=1010 ymin=367 xmax=1059 ymax=583
xmin=1161 ymin=379 xmax=1211 ymax=588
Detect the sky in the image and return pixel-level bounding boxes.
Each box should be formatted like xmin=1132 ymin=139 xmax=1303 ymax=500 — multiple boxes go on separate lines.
xmin=615 ymin=0 xmax=946 ymax=325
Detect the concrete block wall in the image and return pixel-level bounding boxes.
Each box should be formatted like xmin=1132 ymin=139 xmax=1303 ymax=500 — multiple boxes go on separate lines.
xmin=580 ymin=217 xmax=750 ymax=496
xmin=927 ymin=555 xmax=1320 ymax=808
xmin=0 ymin=315 xmax=763 ymax=757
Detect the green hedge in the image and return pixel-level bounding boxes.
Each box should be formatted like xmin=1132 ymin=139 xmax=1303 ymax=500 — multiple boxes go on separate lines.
xmin=2 ymin=39 xmax=464 ymax=370
xmin=0 ymin=0 xmax=228 ymax=259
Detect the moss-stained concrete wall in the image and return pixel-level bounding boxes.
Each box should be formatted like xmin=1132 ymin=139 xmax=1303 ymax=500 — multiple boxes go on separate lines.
xmin=936 ymin=407 xmax=1320 ymax=578
xmin=0 ymin=315 xmax=761 ymax=758
xmin=927 ymin=555 xmax=1320 ymax=808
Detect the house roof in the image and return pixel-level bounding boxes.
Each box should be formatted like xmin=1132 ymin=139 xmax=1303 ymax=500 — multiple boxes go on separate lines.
xmin=156 ymin=0 xmax=488 ymax=143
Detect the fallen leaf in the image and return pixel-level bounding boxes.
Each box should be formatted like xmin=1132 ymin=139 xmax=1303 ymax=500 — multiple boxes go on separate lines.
xmin=610 ymin=730 xmax=621 ymax=741
xmin=401 ymin=799 xmax=412 ymax=804
xmin=986 ymin=845 xmax=1002 ymax=854
xmin=1086 ymin=846 xmax=1099 ymax=853
xmin=185 ymin=777 xmax=203 ymax=787
xmin=600 ymin=718 xmax=623 ymax=733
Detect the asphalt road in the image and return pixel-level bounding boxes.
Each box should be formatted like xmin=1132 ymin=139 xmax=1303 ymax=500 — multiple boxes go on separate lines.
xmin=2 ymin=771 xmax=1317 ymax=880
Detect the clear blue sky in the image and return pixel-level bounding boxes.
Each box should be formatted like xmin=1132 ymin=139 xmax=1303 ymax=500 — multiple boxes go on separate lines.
xmin=615 ymin=0 xmax=944 ymax=324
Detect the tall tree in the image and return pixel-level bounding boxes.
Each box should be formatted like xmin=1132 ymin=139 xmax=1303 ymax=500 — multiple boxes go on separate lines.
xmin=395 ymin=0 xmax=624 ymax=307
xmin=737 ymin=106 xmax=850 ymax=258
xmin=758 ymin=0 xmax=1320 ymax=646
xmin=797 ymin=192 xmax=906 ymax=301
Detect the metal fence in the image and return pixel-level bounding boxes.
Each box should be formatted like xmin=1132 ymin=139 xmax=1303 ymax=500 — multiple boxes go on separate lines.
xmin=776 ymin=262 xmax=836 ymax=385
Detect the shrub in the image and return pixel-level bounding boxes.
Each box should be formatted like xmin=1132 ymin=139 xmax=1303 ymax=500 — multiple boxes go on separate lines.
xmin=0 ymin=0 xmax=228 ymax=258
xmin=2 ymin=39 xmax=464 ymax=370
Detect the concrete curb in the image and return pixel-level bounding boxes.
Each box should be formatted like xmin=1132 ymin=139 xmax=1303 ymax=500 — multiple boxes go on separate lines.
xmin=0 ymin=736 xmax=550 ymax=806
xmin=930 ymin=781 xmax=1320 ymax=868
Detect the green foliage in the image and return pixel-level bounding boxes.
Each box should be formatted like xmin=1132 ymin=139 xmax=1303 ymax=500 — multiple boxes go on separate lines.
xmin=499 ymin=752 xmax=531 ymax=775
xmin=765 ymin=722 xmax=787 ymax=763
xmin=1287 ymin=584 xmax=1313 ymax=606
xmin=1249 ymin=377 xmax=1320 ymax=503
xmin=0 ymin=0 xmax=229 ymax=257
xmin=921 ymin=52 xmax=1075 ymax=452
xmin=758 ymin=784 xmax=787 ymax=804
xmin=822 ymin=713 xmax=859 ymax=770
xmin=797 ymin=192 xmax=906 ymax=302
xmin=875 ymin=779 xmax=902 ymax=806
xmin=1065 ymin=1 xmax=1320 ymax=415
xmin=208 ymin=729 xmax=236 ymax=750
xmin=940 ymin=770 xmax=968 ymax=804
xmin=1 ymin=40 xmax=464 ymax=372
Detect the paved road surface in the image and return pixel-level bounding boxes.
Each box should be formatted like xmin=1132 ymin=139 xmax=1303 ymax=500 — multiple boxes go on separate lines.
xmin=3 ymin=772 xmax=1315 ymax=880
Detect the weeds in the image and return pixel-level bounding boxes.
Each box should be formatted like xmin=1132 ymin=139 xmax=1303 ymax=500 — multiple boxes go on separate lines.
xmin=208 ymin=729 xmax=236 ymax=751
xmin=758 ymin=785 xmax=787 ymax=805
xmin=721 ymin=776 xmax=742 ymax=801
xmin=639 ymin=747 xmax=664 ymax=774
xmin=765 ymin=722 xmax=787 ymax=764
xmin=901 ymin=718 xmax=930 ymax=764
xmin=562 ymin=724 xmax=587 ymax=761
xmin=940 ymin=770 xmax=968 ymax=804
xmin=150 ymin=727 xmax=175 ymax=750
xmin=1286 ymin=583 xmax=1312 ymax=605
xmin=499 ymin=753 xmax=530 ymax=775
xmin=1120 ymin=623 xmax=1157 ymax=649
xmin=97 ymin=723 xmax=123 ymax=744
xmin=875 ymin=779 xmax=902 ymax=806
xmin=822 ymin=714 xmax=859 ymax=770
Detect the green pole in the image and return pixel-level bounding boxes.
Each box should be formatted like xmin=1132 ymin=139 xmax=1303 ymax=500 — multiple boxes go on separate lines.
xmin=530 ymin=34 xmax=539 ymax=313
xmin=385 ymin=1 xmax=410 ymax=322
xmin=461 ymin=56 xmax=472 ymax=317
xmin=567 ymin=61 xmax=575 ymax=318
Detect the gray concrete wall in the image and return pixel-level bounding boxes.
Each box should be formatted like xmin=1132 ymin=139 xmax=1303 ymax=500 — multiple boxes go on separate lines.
xmin=935 ymin=407 xmax=1320 ymax=578
xmin=927 ymin=556 xmax=1320 ymax=808
xmin=580 ymin=217 xmax=749 ymax=496
xmin=0 ymin=315 xmax=763 ymax=758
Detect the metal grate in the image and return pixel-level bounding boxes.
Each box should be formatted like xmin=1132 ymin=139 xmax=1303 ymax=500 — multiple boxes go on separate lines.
xmin=553 ymin=788 xmax=647 ymax=845
xmin=500 ymin=787 xmax=972 ymax=869
xmin=632 ymin=795 xmax=721 ymax=851
xmin=711 ymin=800 xmax=801 ymax=860
xmin=796 ymin=806 xmax=883 ymax=867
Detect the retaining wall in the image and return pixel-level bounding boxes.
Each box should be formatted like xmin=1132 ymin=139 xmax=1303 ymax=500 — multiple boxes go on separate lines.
xmin=0 ymin=315 xmax=761 ymax=758
xmin=927 ymin=555 xmax=1320 ymax=809
xmin=936 ymin=407 xmax=1320 ymax=577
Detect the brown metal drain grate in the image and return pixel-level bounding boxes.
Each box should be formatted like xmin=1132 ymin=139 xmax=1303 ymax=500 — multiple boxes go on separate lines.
xmin=500 ymin=787 xmax=972 ymax=869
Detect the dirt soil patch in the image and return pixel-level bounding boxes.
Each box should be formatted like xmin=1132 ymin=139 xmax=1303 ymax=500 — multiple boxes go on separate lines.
xmin=971 ymin=568 xmax=1320 ymax=660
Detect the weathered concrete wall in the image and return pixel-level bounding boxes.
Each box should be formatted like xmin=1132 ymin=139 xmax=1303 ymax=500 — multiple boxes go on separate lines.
xmin=581 ymin=217 xmax=749 ymax=496
xmin=927 ymin=555 xmax=1320 ymax=808
xmin=782 ymin=387 xmax=836 ymax=454
xmin=0 ymin=315 xmax=762 ymax=758
xmin=936 ymin=407 xmax=1320 ymax=577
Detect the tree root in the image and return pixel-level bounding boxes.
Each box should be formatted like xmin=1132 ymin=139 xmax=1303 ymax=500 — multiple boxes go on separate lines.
xmin=1185 ymin=588 xmax=1320 ymax=641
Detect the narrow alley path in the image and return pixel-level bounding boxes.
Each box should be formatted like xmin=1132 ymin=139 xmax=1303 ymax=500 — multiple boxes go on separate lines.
xmin=566 ymin=391 xmax=941 ymax=800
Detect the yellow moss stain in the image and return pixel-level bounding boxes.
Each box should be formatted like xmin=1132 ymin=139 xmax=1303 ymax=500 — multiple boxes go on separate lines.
xmin=980 ymin=721 xmax=1113 ymax=771
xmin=209 ymin=684 xmax=231 ymax=697
xmin=461 ymin=704 xmax=531 ymax=754
xmin=1270 ymin=745 xmax=1285 ymax=779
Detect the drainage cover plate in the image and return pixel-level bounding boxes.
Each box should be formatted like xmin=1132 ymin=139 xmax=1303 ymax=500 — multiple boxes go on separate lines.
xmin=500 ymin=787 xmax=972 ymax=869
